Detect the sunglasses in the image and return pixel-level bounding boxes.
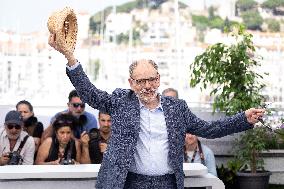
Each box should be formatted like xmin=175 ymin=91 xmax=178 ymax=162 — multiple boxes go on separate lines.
xmin=6 ymin=124 xmax=21 ymax=130
xmin=71 ymin=103 xmax=85 ymax=108
xmin=54 ymin=119 xmax=74 ymax=128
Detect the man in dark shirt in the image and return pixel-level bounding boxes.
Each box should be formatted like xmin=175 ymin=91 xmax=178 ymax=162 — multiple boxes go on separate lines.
xmin=81 ymin=111 xmax=111 ymax=164
xmin=41 ymin=89 xmax=98 ymax=141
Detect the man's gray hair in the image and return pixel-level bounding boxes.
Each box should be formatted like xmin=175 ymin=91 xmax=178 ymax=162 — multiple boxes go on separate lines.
xmin=129 ymin=59 xmax=158 ymax=76
xmin=162 ymin=88 xmax=179 ymax=98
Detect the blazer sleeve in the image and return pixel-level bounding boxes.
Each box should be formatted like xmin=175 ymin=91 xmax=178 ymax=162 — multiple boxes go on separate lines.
xmin=66 ymin=63 xmax=112 ymax=113
xmin=182 ymin=100 xmax=253 ymax=139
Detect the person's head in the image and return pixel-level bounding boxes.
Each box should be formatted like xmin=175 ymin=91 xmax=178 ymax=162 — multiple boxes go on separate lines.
xmin=67 ymin=90 xmax=85 ymax=117
xmin=185 ymin=133 xmax=198 ymax=146
xmin=53 ymin=113 xmax=77 ymax=145
xmin=128 ymin=59 xmax=160 ymax=104
xmin=162 ymin=88 xmax=179 ymax=98
xmin=23 ymin=116 xmax=39 ymax=135
xmin=98 ymin=111 xmax=111 ymax=134
xmin=16 ymin=100 xmax=34 ymax=121
xmin=4 ymin=110 xmax=24 ymax=140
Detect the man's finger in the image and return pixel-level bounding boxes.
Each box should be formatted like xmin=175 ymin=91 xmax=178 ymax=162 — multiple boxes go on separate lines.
xmin=81 ymin=131 xmax=87 ymax=137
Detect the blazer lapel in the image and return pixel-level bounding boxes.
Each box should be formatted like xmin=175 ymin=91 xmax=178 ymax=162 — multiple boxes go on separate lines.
xmin=161 ymin=97 xmax=177 ymax=143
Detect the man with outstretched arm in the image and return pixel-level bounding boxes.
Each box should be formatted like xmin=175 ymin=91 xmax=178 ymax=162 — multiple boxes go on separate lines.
xmin=48 ymin=33 xmax=264 ymax=189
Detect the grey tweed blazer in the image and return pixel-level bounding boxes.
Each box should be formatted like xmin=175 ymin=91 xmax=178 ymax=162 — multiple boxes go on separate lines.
xmin=66 ymin=64 xmax=252 ymax=189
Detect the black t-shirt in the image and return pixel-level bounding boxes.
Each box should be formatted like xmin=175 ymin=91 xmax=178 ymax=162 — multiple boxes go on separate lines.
xmin=33 ymin=122 xmax=44 ymax=138
xmin=24 ymin=116 xmax=44 ymax=138
xmin=46 ymin=137 xmax=77 ymax=162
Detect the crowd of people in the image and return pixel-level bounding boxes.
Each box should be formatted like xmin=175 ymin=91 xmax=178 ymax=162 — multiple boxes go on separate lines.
xmin=0 ymin=90 xmax=111 ymax=166
xmin=0 ymin=86 xmax=251 ymax=187
xmin=0 ymin=87 xmax=219 ymax=173
xmin=0 ymin=88 xmax=219 ymax=171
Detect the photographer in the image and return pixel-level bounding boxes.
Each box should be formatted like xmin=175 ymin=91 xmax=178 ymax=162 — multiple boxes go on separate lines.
xmin=41 ymin=90 xmax=98 ymax=141
xmin=16 ymin=100 xmax=44 ymax=153
xmin=35 ymin=113 xmax=81 ymax=165
xmin=80 ymin=111 xmax=111 ymax=164
xmin=0 ymin=110 xmax=35 ymax=165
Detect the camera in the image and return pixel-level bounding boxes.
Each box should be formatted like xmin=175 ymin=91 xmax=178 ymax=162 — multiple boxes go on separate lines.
xmin=7 ymin=151 xmax=23 ymax=165
xmin=59 ymin=139 xmax=75 ymax=165
xmin=88 ymin=128 xmax=103 ymax=164
xmin=59 ymin=157 xmax=74 ymax=165
xmin=89 ymin=128 xmax=101 ymax=141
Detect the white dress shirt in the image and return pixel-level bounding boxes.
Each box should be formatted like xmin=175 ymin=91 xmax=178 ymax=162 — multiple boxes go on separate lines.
xmin=129 ymin=101 xmax=173 ymax=175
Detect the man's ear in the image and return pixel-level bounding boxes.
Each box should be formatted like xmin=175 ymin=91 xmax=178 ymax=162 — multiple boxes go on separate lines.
xmin=128 ymin=78 xmax=134 ymax=87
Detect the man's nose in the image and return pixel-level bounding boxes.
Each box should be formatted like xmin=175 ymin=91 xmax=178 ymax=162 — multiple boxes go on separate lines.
xmin=144 ymin=80 xmax=151 ymax=88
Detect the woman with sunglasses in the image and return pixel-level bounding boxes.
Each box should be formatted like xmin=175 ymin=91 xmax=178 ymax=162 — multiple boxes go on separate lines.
xmin=35 ymin=113 xmax=81 ymax=165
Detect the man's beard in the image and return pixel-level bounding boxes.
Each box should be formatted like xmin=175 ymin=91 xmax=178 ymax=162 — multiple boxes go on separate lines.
xmin=7 ymin=132 xmax=21 ymax=140
xmin=137 ymin=88 xmax=158 ymax=104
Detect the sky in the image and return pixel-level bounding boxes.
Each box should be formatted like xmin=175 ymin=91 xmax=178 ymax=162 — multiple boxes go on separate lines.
xmin=0 ymin=0 xmax=133 ymax=33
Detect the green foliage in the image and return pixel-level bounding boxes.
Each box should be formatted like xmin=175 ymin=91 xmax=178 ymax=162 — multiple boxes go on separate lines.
xmin=89 ymin=59 xmax=100 ymax=81
xmin=262 ymin=0 xmax=284 ymax=9
xmin=234 ymin=126 xmax=270 ymax=173
xmin=237 ymin=0 xmax=258 ymax=12
xmin=266 ymin=18 xmax=280 ymax=32
xmin=217 ymin=159 xmax=242 ymax=189
xmin=117 ymin=0 xmax=145 ymax=13
xmin=190 ymin=24 xmax=265 ymax=115
xmin=89 ymin=7 xmax=112 ymax=34
xmin=241 ymin=10 xmax=263 ymax=30
xmin=116 ymin=33 xmax=129 ymax=44
xmin=89 ymin=0 xmax=148 ymax=34
xmin=191 ymin=14 xmax=209 ymax=30
xmin=210 ymin=16 xmax=225 ymax=29
xmin=116 ymin=30 xmax=142 ymax=46
xmin=190 ymin=25 xmax=272 ymax=174
xmin=116 ymin=22 xmax=147 ymax=46
xmin=208 ymin=6 xmax=217 ymax=20
xmin=208 ymin=7 xmax=225 ymax=29
xmin=192 ymin=7 xmax=238 ymax=32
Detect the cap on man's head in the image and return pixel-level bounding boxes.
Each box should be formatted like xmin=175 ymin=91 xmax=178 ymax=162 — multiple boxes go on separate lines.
xmin=5 ymin=110 xmax=23 ymax=125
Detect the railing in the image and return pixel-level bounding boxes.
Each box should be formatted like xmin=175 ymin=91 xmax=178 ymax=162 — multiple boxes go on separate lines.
xmin=0 ymin=163 xmax=224 ymax=189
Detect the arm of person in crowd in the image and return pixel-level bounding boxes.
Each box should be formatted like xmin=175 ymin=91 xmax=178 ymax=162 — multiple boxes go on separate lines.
xmin=204 ymin=146 xmax=217 ymax=177
xmin=74 ymin=139 xmax=81 ymax=164
xmin=35 ymin=137 xmax=60 ymax=165
xmin=33 ymin=137 xmax=41 ymax=152
xmin=0 ymin=153 xmax=10 ymax=166
xmin=80 ymin=131 xmax=91 ymax=164
xmin=22 ymin=136 xmax=35 ymax=165
xmin=41 ymin=124 xmax=53 ymax=143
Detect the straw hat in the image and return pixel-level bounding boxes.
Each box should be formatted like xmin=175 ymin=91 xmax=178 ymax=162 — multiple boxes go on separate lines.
xmin=47 ymin=7 xmax=78 ymax=53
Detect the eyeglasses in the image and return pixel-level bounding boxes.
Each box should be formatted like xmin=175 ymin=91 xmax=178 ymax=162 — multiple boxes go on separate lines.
xmin=71 ymin=103 xmax=85 ymax=108
xmin=6 ymin=124 xmax=21 ymax=130
xmin=130 ymin=74 xmax=159 ymax=86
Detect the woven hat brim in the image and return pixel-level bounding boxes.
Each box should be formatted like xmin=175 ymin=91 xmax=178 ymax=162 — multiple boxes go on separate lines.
xmin=47 ymin=7 xmax=78 ymax=53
